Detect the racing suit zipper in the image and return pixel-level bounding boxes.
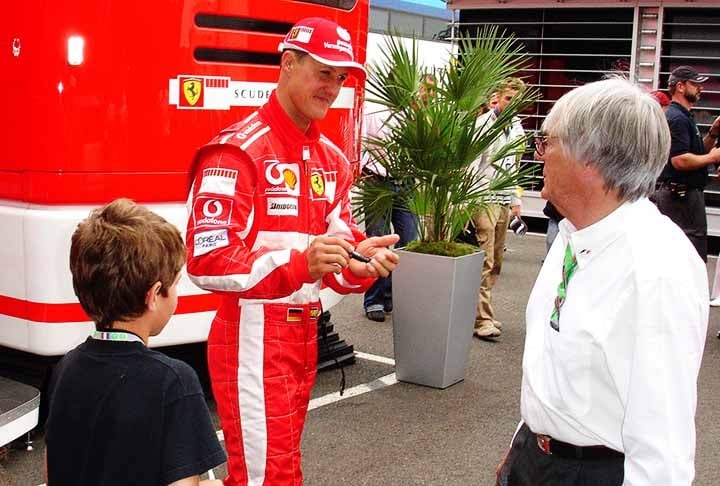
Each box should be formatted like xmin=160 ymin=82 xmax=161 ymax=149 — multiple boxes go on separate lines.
xmin=302 ymin=144 xmax=311 ymax=375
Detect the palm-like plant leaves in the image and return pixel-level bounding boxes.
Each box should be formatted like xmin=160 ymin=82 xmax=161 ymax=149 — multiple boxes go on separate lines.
xmin=354 ymin=28 xmax=536 ymax=252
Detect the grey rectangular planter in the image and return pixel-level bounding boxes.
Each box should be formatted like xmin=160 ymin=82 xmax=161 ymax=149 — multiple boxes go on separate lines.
xmin=392 ymin=249 xmax=485 ymax=389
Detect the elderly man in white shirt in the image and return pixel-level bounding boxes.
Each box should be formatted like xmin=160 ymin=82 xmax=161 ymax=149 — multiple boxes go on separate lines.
xmin=496 ymin=78 xmax=709 ymax=486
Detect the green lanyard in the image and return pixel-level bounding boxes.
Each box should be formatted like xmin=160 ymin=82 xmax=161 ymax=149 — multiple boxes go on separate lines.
xmin=549 ymin=242 xmax=578 ymax=332
xmin=92 ymin=330 xmax=144 ymax=344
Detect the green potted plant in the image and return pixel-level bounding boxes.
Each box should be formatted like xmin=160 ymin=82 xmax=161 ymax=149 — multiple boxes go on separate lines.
xmin=354 ymin=29 xmax=535 ymax=388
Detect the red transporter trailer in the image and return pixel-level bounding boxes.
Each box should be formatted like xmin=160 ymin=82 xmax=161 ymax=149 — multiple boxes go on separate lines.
xmin=1 ymin=0 xmax=369 ymax=357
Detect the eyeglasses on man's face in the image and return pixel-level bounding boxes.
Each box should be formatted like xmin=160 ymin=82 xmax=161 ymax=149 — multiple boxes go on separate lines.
xmin=534 ymin=131 xmax=558 ymax=156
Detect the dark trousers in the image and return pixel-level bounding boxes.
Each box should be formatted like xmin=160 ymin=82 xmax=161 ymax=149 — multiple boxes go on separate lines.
xmin=497 ymin=424 xmax=624 ymax=486
xmin=652 ymin=186 xmax=708 ymax=262
xmin=363 ymin=204 xmax=417 ymax=311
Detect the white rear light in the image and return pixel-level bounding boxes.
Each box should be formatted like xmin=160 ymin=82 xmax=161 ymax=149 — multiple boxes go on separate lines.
xmin=67 ymin=36 xmax=85 ymax=66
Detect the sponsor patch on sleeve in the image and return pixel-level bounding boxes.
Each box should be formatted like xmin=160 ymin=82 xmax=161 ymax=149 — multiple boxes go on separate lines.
xmin=199 ymin=167 xmax=238 ymax=196
xmin=193 ymin=196 xmax=234 ymax=227
xmin=193 ymin=229 xmax=229 ymax=257
xmin=267 ymin=197 xmax=298 ymax=216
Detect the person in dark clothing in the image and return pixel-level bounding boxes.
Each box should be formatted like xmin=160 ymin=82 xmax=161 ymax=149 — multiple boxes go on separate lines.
xmin=44 ymin=198 xmax=226 ymax=486
xmin=652 ymin=65 xmax=720 ymax=261
xmin=543 ymin=200 xmax=564 ymax=254
xmin=360 ymin=103 xmax=419 ymax=322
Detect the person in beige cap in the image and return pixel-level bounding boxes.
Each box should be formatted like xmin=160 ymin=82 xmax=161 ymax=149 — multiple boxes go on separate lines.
xmin=185 ymin=17 xmax=400 ymax=486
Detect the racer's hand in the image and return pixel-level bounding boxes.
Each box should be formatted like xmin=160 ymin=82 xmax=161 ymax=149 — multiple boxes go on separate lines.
xmin=348 ymin=234 xmax=401 ymax=278
xmin=306 ymin=236 xmax=354 ymax=280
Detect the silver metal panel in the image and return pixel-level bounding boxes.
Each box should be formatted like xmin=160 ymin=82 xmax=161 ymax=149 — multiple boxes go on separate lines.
xmin=0 ymin=376 xmax=40 ymax=446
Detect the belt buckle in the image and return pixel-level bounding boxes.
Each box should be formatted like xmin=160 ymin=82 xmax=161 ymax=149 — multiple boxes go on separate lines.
xmin=537 ymin=434 xmax=552 ymax=455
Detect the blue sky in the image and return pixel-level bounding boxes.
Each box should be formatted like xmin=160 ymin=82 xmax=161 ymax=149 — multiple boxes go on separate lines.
xmin=371 ymin=0 xmax=450 ymax=18
xmin=406 ymin=0 xmax=446 ymax=7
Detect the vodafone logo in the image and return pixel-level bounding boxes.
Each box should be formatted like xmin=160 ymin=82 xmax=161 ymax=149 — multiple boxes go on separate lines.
xmin=193 ymin=196 xmax=233 ymax=227
xmin=203 ymin=199 xmax=224 ymax=218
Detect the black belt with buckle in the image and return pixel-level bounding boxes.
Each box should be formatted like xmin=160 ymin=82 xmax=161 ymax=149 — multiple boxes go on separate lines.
xmin=536 ymin=433 xmax=624 ymax=461
xmin=656 ymin=181 xmax=702 ymax=191
xmin=655 ymin=181 xmax=703 ymax=200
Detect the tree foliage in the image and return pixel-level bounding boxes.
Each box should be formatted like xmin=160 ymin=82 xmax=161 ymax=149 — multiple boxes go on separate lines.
xmin=353 ymin=28 xmax=537 ymax=256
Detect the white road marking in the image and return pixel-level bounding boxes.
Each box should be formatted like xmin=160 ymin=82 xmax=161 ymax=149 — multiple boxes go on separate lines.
xmin=215 ymin=352 xmax=396 ymax=443
xmin=309 ymin=372 xmax=397 ymax=410
xmin=354 ymin=351 xmax=396 ymax=366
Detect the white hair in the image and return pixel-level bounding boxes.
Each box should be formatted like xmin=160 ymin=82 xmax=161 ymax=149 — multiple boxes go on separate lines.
xmin=543 ymin=77 xmax=670 ymax=201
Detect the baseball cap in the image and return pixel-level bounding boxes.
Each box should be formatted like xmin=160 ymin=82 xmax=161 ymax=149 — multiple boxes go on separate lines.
xmin=668 ymin=65 xmax=709 ymax=86
xmin=278 ymin=17 xmax=366 ymax=80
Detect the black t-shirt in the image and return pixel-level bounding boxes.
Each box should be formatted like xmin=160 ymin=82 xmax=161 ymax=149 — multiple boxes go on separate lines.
xmin=659 ymin=101 xmax=708 ymax=188
xmin=45 ymin=338 xmax=226 ymax=486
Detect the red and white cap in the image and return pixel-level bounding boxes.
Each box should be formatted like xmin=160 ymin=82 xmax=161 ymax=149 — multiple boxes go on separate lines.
xmin=278 ymin=17 xmax=366 ymax=80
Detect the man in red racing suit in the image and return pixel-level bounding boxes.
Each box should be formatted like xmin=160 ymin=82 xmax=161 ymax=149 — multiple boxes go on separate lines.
xmin=186 ymin=17 xmax=400 ymax=486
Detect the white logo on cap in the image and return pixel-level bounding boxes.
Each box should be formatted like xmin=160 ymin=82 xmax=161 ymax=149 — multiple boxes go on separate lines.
xmin=336 ymin=26 xmax=351 ymax=42
xmin=323 ymin=40 xmax=354 ymax=59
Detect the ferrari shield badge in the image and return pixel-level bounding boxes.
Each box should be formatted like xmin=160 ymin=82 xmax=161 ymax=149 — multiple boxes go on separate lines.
xmin=310 ymin=173 xmax=325 ymax=197
xmin=181 ymin=77 xmax=204 ymax=107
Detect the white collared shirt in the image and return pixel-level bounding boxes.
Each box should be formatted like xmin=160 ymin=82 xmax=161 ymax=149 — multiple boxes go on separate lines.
xmin=360 ymin=104 xmax=389 ymax=178
xmin=470 ymin=109 xmax=526 ymax=205
xmin=521 ymin=198 xmax=708 ymax=485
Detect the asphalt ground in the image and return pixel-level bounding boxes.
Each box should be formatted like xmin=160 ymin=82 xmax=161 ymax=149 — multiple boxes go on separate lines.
xmin=2 ymin=232 xmax=720 ymax=485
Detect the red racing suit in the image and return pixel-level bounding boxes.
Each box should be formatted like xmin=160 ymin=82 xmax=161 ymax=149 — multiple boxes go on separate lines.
xmin=186 ymin=92 xmax=373 ymax=486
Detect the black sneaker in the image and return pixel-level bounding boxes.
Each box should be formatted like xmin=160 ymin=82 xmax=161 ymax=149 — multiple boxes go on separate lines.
xmin=383 ymin=297 xmax=393 ymax=313
xmin=366 ymin=310 xmax=385 ymax=322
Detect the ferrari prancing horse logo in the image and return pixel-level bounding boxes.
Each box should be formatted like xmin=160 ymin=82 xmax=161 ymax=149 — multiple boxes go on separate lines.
xmin=310 ymin=174 xmax=325 ymax=196
xmin=182 ymin=77 xmax=203 ymax=107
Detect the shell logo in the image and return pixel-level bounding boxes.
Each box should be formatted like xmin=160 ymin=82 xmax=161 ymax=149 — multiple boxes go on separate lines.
xmin=283 ymin=169 xmax=297 ymax=190
xmin=264 ymin=161 xmax=300 ymax=195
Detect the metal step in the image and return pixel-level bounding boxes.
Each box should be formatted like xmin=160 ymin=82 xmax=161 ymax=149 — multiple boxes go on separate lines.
xmin=0 ymin=377 xmax=40 ymax=447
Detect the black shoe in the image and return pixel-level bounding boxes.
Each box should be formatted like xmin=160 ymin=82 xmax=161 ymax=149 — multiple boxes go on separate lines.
xmin=366 ymin=310 xmax=386 ymax=322
xmin=383 ymin=298 xmax=393 ymax=313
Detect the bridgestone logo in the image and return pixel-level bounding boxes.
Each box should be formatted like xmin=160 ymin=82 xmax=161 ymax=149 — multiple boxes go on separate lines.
xmin=270 ymin=202 xmax=295 ymax=210
xmin=267 ymin=197 xmax=298 ymax=216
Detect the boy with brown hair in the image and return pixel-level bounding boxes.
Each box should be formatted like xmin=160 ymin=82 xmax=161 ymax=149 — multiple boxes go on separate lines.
xmin=44 ymin=198 xmax=226 ymax=486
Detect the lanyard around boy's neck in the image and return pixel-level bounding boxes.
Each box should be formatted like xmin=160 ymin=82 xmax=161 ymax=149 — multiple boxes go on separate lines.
xmin=92 ymin=330 xmax=145 ymax=345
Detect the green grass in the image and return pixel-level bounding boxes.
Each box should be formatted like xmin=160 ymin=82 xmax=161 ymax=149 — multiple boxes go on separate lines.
xmin=404 ymin=240 xmax=480 ymax=257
